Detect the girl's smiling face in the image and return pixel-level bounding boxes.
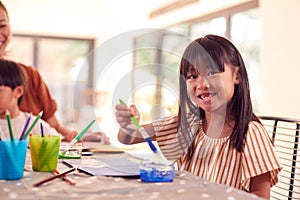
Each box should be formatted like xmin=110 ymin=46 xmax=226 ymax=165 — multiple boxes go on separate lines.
xmin=186 ymin=63 xmax=240 ymax=113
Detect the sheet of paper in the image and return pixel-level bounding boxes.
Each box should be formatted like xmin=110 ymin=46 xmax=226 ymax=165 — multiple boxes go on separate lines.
xmin=82 ymin=142 xmax=130 ymax=153
xmin=63 ymin=156 xmax=140 ymax=177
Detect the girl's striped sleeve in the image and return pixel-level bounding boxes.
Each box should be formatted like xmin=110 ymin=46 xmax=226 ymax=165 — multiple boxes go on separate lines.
xmin=241 ymin=121 xmax=282 ymax=191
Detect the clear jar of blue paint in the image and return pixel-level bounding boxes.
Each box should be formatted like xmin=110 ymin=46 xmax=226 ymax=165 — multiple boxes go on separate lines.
xmin=139 ymin=161 xmax=175 ymax=182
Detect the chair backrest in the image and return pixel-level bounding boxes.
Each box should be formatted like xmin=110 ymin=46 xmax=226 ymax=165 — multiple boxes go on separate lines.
xmin=259 ymin=116 xmax=300 ymax=200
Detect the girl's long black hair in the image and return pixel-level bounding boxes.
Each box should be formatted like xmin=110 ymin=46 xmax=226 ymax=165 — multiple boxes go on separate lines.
xmin=177 ymin=34 xmax=260 ymax=156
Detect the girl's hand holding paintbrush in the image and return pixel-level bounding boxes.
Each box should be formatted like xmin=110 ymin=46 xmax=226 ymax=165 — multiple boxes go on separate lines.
xmin=117 ymin=99 xmax=171 ymax=165
xmin=115 ymin=103 xmax=140 ymax=133
xmin=115 ymin=102 xmax=142 ymax=144
xmin=116 ymin=99 xmax=156 ymax=145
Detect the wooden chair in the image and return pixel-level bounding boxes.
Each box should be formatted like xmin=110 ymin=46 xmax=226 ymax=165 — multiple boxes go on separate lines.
xmin=259 ymin=116 xmax=300 ymax=200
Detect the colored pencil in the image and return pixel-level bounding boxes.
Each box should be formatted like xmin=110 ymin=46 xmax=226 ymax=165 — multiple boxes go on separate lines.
xmin=24 ymin=110 xmax=43 ymax=140
xmin=5 ymin=110 xmax=14 ymax=141
xmin=53 ymin=169 xmax=76 ymax=185
xmin=40 ymin=123 xmax=44 ymax=137
xmin=33 ymin=168 xmax=76 ymax=187
xmin=19 ymin=113 xmax=31 ymax=140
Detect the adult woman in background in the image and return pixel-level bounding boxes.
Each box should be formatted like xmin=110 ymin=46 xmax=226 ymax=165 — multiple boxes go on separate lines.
xmin=0 ymin=2 xmax=109 ymax=144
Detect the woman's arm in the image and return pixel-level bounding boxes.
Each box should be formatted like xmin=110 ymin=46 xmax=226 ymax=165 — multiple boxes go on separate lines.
xmin=46 ymin=115 xmax=78 ymax=141
xmin=19 ymin=64 xmax=57 ymax=120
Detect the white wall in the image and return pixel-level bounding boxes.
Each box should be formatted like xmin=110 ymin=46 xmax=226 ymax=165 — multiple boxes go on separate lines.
xmin=4 ymin=0 xmax=154 ymax=43
xmin=259 ymin=0 xmax=300 ymax=119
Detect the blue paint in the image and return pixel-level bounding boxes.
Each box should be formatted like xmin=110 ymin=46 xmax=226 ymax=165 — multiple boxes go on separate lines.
xmin=140 ymin=162 xmax=175 ymax=182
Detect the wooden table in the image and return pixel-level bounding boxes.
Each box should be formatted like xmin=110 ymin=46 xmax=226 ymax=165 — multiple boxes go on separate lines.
xmin=0 ymin=149 xmax=263 ymax=200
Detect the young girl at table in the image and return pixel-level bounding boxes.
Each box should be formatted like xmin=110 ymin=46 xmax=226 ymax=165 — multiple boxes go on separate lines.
xmin=115 ymin=34 xmax=282 ymax=199
xmin=0 ymin=59 xmax=60 ymax=139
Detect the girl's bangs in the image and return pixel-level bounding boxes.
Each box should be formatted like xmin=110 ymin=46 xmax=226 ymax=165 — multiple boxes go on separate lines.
xmin=191 ymin=53 xmax=220 ymax=72
xmin=186 ymin=37 xmax=229 ymax=74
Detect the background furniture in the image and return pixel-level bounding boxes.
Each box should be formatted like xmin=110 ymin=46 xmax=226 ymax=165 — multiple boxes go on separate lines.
xmin=259 ymin=116 xmax=300 ymax=200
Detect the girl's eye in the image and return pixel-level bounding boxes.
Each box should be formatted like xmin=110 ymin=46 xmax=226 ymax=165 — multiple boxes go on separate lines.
xmin=186 ymin=74 xmax=197 ymax=79
xmin=207 ymin=71 xmax=219 ymax=76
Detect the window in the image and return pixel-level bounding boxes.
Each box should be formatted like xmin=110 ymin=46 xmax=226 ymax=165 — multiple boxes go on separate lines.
xmin=7 ymin=34 xmax=95 ymax=124
xmin=132 ymin=0 xmax=260 ymax=117
xmin=230 ymin=8 xmax=261 ymax=112
xmin=133 ymin=30 xmax=190 ymax=122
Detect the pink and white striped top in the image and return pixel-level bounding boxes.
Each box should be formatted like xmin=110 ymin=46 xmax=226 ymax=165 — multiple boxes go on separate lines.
xmin=152 ymin=114 xmax=282 ymax=191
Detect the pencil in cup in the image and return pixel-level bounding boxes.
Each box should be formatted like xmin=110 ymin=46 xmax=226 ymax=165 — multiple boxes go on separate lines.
xmin=5 ymin=110 xmax=14 ymax=141
xmin=23 ymin=110 xmax=43 ymax=140
xmin=19 ymin=113 xmax=31 ymax=140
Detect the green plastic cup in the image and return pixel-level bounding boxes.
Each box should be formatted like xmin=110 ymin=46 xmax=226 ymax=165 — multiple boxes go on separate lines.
xmin=30 ymin=135 xmax=61 ymax=172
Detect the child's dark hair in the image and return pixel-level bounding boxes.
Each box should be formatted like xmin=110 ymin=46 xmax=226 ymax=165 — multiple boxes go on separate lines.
xmin=0 ymin=59 xmax=27 ymax=105
xmin=177 ymin=34 xmax=260 ymax=154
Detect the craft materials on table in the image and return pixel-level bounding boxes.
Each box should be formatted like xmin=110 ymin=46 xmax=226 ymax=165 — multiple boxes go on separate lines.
xmin=59 ymin=120 xmax=95 ymax=158
xmin=33 ymin=167 xmax=76 ymax=187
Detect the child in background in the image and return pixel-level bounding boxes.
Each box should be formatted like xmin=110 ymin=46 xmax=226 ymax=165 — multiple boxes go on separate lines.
xmin=0 ymin=59 xmax=60 ymax=139
xmin=115 ymin=34 xmax=282 ymax=199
